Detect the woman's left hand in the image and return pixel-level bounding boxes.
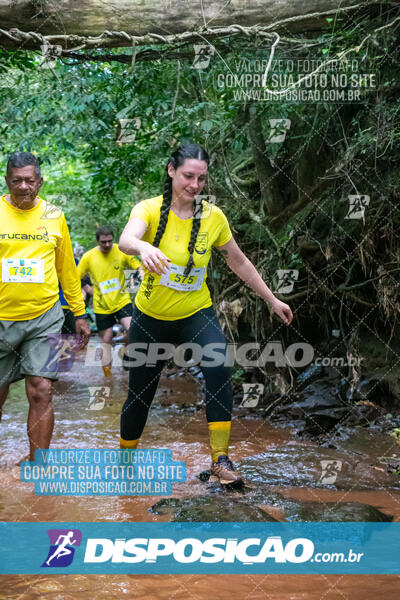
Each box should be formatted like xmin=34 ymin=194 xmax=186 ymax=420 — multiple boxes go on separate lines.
xmin=268 ymin=297 xmax=293 ymax=326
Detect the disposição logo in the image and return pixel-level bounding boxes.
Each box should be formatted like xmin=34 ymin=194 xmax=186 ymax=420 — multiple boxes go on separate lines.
xmin=41 ymin=529 xmax=82 ymax=567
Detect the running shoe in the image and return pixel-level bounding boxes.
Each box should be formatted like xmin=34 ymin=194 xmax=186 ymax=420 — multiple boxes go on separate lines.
xmin=210 ymin=455 xmax=244 ymax=486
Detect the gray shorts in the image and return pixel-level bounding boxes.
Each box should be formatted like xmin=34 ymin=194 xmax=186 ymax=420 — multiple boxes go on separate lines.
xmin=0 ymin=301 xmax=65 ymax=387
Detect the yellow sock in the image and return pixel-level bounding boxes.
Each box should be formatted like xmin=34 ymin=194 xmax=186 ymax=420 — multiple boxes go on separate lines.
xmin=208 ymin=421 xmax=231 ymax=462
xmin=120 ymin=437 xmax=139 ymax=449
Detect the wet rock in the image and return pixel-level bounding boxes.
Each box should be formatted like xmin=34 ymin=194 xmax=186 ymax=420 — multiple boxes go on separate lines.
xmin=150 ymin=495 xmax=277 ymax=522
xmin=149 ymin=489 xmax=392 ymax=524
xmin=269 ymin=360 xmax=400 ymax=442
xmin=286 ymin=501 xmax=392 ymax=522
xmin=302 ymin=411 xmax=347 ymax=435
xmin=295 ymin=364 xmax=325 ymax=389
xmin=271 ymin=369 xmax=352 ymax=433
xmin=351 ymin=376 xmax=400 ymax=411
xmin=376 ymin=457 xmax=400 ymax=475
xmin=337 ymin=401 xmax=383 ymax=427
xmin=198 ymin=468 xmax=211 ymax=482
xmin=238 ymin=447 xmax=398 ymax=490
xmin=252 ymin=486 xmax=392 ymax=521
xmin=323 ymin=426 xmax=399 ymax=461
xmin=150 ymin=497 xmax=182 ymax=511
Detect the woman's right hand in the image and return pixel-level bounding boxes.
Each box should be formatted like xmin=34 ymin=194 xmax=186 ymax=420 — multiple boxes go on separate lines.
xmin=140 ymin=242 xmax=171 ymax=275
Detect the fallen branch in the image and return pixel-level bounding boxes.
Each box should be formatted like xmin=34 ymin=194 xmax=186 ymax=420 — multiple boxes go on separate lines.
xmin=0 ymin=2 xmax=372 ymax=51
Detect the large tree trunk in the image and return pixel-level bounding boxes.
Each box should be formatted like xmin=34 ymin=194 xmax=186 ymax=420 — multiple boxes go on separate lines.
xmin=0 ymin=0 xmax=367 ymax=49
xmin=248 ymin=103 xmax=282 ymax=218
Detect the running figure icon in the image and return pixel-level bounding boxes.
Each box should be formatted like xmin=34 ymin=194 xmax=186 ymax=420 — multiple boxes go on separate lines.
xmin=45 ymin=531 xmax=77 ymax=566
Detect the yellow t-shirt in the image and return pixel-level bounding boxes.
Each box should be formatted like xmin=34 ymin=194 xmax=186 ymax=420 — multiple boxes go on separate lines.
xmin=0 ymin=195 xmax=86 ymax=321
xmin=77 ymin=244 xmax=141 ymax=314
xmin=131 ymin=195 xmax=232 ymax=320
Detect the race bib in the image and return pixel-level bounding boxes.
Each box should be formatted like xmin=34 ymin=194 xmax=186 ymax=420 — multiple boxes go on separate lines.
xmin=99 ymin=277 xmax=121 ymax=295
xmin=159 ymin=263 xmax=206 ymax=292
xmin=2 ymin=258 xmax=45 ymax=283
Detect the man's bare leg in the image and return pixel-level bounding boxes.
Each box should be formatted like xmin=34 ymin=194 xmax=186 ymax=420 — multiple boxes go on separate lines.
xmin=0 ymin=385 xmax=9 ymax=422
xmin=25 ymin=375 xmax=53 ymax=461
xmin=119 ymin=316 xmax=132 ymax=344
xmin=99 ymin=327 xmax=113 ymax=376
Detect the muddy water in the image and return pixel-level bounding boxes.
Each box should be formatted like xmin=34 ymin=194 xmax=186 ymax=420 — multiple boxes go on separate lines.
xmin=0 ymin=340 xmax=399 ymax=598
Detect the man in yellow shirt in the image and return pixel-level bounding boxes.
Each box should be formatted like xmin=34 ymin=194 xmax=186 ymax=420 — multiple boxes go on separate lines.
xmin=0 ymin=152 xmax=90 ymax=460
xmin=77 ymin=226 xmax=141 ymax=376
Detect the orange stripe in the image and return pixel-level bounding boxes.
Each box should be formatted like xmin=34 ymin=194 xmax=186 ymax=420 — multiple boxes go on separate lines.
xmin=208 ymin=421 xmax=231 ymax=431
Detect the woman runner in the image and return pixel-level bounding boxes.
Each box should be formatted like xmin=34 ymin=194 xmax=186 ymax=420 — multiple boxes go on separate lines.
xmin=119 ymin=142 xmax=293 ymax=486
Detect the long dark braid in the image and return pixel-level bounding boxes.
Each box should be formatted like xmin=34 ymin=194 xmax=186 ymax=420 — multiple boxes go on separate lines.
xmin=152 ymin=142 xmax=209 ymax=277
xmin=184 ymin=196 xmax=203 ymax=276
xmin=152 ymin=173 xmax=173 ymax=248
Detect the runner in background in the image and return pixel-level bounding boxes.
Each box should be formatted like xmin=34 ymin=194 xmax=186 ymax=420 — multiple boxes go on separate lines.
xmin=59 ymin=245 xmax=94 ymax=334
xmin=77 ymin=225 xmax=141 ymax=377
xmin=0 ymin=152 xmax=90 ymax=460
xmin=118 ymin=141 xmax=293 ymax=486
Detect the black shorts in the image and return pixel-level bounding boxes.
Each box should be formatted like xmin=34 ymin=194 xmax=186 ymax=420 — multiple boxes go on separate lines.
xmin=61 ymin=308 xmax=76 ymax=335
xmin=95 ymin=303 xmax=133 ymax=331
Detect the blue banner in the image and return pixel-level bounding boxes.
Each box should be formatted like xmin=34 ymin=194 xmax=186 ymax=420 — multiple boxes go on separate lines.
xmin=20 ymin=449 xmax=186 ymax=496
xmin=0 ymin=522 xmax=399 ymax=574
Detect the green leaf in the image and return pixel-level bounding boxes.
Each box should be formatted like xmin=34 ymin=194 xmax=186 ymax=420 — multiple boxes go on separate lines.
xmin=115 ymin=105 xmax=134 ymax=120
xmin=200 ymin=120 xmax=213 ymax=132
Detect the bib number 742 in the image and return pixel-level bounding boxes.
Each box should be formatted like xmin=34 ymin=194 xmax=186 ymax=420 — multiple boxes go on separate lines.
xmin=1 ymin=258 xmax=45 ymax=283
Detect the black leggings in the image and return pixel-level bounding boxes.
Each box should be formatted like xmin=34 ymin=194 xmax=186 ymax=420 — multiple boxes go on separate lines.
xmin=120 ymin=305 xmax=233 ymax=441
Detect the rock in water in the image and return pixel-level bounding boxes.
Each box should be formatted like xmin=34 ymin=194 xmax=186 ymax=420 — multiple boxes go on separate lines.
xmin=150 ymin=495 xmax=277 ymax=522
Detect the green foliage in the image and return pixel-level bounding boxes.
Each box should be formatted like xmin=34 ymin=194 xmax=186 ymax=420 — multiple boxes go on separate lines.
xmin=0 ymin=9 xmax=398 ymax=340
xmin=390 ymin=428 xmax=400 ymax=440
